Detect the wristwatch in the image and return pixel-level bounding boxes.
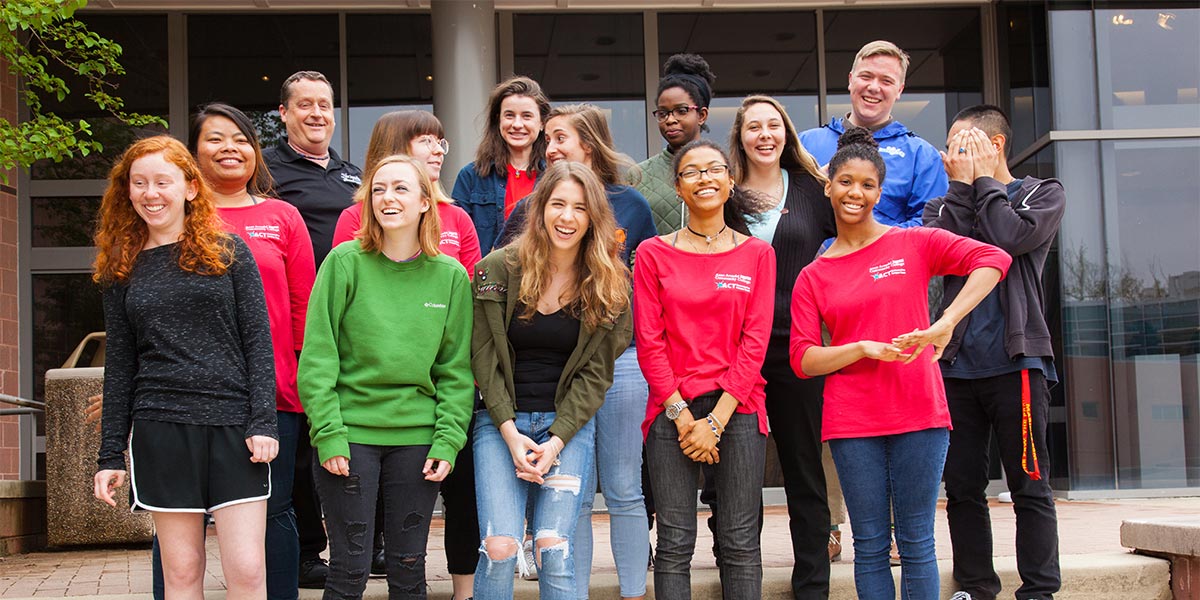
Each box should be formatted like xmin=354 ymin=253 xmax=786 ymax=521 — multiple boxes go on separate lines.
xmin=665 ymin=400 xmax=688 ymax=421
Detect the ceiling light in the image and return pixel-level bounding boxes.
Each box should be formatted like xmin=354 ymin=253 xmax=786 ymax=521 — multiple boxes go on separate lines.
xmin=1112 ymin=14 xmax=1134 ymax=26
xmin=1157 ymin=13 xmax=1176 ymax=30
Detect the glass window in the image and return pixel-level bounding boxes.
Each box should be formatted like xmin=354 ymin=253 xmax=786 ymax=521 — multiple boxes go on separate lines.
xmin=657 ymin=11 xmax=820 ymax=144
xmin=187 ymin=14 xmax=342 ymax=156
xmin=31 ymin=15 xmax=169 ymax=180
xmin=824 ymin=8 xmax=983 ymax=149
xmin=32 ymin=274 xmax=106 ymax=409
xmin=513 ymin=13 xmax=646 ymax=160
xmin=1095 ymin=7 xmax=1200 ymax=129
xmin=1055 ymin=138 xmax=1200 ymax=489
xmin=1000 ymin=2 xmax=1052 ymax=154
xmin=32 ymin=197 xmax=102 ymax=247
xmin=345 ymin=14 xmax=434 ymax=166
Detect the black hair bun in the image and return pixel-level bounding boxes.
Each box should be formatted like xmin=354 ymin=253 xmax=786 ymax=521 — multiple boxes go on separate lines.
xmin=663 ymin=53 xmax=716 ymax=86
xmin=836 ymin=126 xmax=878 ymax=151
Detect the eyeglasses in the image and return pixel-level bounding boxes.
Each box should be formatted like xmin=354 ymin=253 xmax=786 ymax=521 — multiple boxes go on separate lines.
xmin=652 ymin=105 xmax=701 ymax=122
xmin=677 ymin=164 xmax=729 ymax=182
xmin=416 ymin=136 xmax=450 ymax=154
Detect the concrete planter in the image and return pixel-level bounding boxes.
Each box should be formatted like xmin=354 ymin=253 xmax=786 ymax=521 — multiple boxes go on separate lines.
xmin=44 ymin=367 xmax=152 ymax=547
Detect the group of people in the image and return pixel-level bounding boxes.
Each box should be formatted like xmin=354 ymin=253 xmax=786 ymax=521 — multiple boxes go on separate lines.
xmin=90 ymin=36 xmax=1066 ymax=600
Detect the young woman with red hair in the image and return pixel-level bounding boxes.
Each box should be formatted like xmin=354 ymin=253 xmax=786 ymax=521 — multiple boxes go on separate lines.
xmin=93 ymin=135 xmax=278 ymax=600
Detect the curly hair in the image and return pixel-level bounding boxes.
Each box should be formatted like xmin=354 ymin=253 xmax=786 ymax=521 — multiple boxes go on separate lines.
xmin=657 ymin=53 xmax=716 ymax=133
xmin=511 ymin=161 xmax=630 ymax=331
xmin=829 ymin=126 xmax=886 ymax=182
xmin=670 ymin=139 xmax=760 ymax=237
xmin=93 ymin=136 xmax=232 ymax=285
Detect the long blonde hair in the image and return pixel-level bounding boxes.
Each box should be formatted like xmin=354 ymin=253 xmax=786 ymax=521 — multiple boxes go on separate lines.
xmin=354 ymin=154 xmax=441 ymax=257
xmin=728 ymin=95 xmax=827 ymax=185
xmin=512 ymin=161 xmax=630 ymax=330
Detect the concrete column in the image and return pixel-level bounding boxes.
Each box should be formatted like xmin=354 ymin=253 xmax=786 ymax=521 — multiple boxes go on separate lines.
xmin=432 ymin=0 xmax=497 ymax=181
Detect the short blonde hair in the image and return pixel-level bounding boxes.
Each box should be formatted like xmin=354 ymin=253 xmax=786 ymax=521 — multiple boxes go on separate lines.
xmin=355 ymin=154 xmax=441 ymax=257
xmin=852 ymin=40 xmax=910 ymax=83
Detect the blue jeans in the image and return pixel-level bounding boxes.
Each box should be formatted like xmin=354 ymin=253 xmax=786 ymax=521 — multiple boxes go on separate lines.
xmin=575 ymin=347 xmax=649 ymax=599
xmin=151 ymin=410 xmax=300 ymax=600
xmin=829 ymin=427 xmax=950 ymax=600
xmin=474 ymin=412 xmax=596 ymax=600
xmin=647 ymin=392 xmax=766 ymax=600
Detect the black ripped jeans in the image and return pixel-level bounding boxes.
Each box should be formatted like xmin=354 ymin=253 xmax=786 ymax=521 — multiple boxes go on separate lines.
xmin=314 ymin=443 xmax=440 ymax=600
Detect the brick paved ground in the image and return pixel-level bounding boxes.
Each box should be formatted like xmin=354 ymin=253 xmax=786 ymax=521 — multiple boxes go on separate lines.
xmin=0 ymin=497 xmax=1195 ymax=597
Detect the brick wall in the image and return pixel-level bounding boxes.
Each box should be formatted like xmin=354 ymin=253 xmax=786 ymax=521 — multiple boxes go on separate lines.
xmin=0 ymin=55 xmax=23 ymax=480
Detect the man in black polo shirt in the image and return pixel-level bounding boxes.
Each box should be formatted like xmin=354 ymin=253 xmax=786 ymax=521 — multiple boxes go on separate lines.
xmin=264 ymin=70 xmax=362 ymax=589
xmin=265 ymin=70 xmax=362 ymax=267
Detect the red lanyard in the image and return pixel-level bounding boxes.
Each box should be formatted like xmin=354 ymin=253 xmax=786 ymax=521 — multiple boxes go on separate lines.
xmin=1020 ymin=369 xmax=1042 ymax=481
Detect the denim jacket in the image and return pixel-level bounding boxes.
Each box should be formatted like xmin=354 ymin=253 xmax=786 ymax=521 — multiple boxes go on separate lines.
xmin=471 ymin=247 xmax=633 ymax=444
xmin=452 ymin=160 xmax=546 ymax=254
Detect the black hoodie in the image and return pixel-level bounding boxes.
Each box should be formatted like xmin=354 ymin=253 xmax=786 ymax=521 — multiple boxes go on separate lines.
xmin=923 ymin=176 xmax=1066 ymax=362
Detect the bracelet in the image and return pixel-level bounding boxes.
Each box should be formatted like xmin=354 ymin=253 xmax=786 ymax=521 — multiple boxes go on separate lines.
xmin=705 ymin=415 xmax=722 ymax=442
xmin=707 ymin=412 xmax=725 ymax=434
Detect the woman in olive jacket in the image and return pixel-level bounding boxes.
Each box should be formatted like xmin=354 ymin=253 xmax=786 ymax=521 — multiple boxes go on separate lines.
xmin=470 ymin=161 xmax=633 ymax=600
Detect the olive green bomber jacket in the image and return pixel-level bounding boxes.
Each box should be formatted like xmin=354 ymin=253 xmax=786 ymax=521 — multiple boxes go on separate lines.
xmin=471 ymin=247 xmax=633 ymax=444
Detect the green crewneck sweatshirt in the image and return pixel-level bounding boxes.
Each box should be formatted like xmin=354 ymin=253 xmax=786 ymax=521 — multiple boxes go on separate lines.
xmin=299 ymin=241 xmax=474 ymax=467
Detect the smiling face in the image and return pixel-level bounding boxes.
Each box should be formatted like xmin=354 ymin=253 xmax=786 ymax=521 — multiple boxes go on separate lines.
xmin=544 ymin=116 xmax=592 ymax=167
xmin=370 ymin=161 xmax=429 ymax=235
xmin=674 ymin=145 xmax=732 ymax=218
xmin=740 ymin=102 xmax=786 ymax=170
xmin=656 ymin=86 xmax=706 ymax=151
xmin=128 ymin=151 xmax=198 ymax=241
xmin=543 ymin=179 xmax=590 ymax=256
xmin=847 ymin=54 xmax=905 ymax=129
xmin=279 ymin=78 xmax=336 ymax=153
xmin=825 ymin=157 xmax=882 ymax=226
xmin=408 ymin=134 xmax=446 ymax=182
xmin=499 ymin=94 xmax=542 ymax=154
xmin=195 ymin=115 xmax=255 ymax=192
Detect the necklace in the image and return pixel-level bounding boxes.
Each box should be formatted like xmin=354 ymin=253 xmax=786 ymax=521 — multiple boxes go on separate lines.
xmin=289 ymin=141 xmax=329 ymax=161
xmin=686 ymin=223 xmax=727 ymax=245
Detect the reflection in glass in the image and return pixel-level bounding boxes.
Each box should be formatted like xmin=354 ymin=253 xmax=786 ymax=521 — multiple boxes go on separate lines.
xmin=1001 ymin=3 xmax=1052 ymax=153
xmin=32 ymin=197 xmax=102 ymax=247
xmin=31 ymin=15 xmax=169 ymax=180
xmin=32 ymin=274 xmax=106 ymax=412
xmin=1057 ymin=138 xmax=1200 ymax=489
xmin=188 ymin=14 xmax=342 ymax=156
xmin=514 ymin=14 xmax=646 ymax=161
xmin=1094 ymin=8 xmax=1200 ymax=129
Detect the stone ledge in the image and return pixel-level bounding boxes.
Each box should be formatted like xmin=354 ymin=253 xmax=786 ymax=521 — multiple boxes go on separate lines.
xmin=0 ymin=479 xmax=45 ymax=499
xmin=1122 ymin=517 xmax=1200 ymax=557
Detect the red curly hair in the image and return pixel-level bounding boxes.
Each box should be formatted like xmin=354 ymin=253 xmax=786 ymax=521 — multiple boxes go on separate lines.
xmin=93 ymin=136 xmax=232 ymax=284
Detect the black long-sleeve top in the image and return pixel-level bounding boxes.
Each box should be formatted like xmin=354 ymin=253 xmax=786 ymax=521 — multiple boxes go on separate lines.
xmin=764 ymin=169 xmax=838 ymax=368
xmin=97 ymin=235 xmax=277 ymax=472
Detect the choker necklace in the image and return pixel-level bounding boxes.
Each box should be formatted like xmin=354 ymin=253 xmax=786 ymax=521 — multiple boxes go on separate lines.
xmin=687 ymin=224 xmax=727 ymax=245
xmin=289 ymin=141 xmax=329 ymax=161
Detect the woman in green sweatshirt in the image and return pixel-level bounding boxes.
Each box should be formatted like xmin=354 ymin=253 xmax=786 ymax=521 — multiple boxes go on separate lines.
xmin=471 ymin=161 xmax=633 ymax=599
xmin=298 ymin=154 xmax=474 ymax=599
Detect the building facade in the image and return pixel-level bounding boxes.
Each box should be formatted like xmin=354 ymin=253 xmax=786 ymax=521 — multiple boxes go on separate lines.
xmin=4 ymin=0 xmax=1198 ymax=495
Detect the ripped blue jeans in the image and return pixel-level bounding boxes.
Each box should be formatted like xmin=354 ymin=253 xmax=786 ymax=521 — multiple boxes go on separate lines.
xmin=473 ymin=411 xmax=595 ymax=600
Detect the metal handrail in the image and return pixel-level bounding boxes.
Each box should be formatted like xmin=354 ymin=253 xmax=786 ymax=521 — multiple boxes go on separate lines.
xmin=0 ymin=394 xmax=45 ymax=410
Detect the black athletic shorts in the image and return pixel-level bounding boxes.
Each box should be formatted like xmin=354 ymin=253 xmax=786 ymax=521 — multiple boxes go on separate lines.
xmin=129 ymin=420 xmax=271 ymax=512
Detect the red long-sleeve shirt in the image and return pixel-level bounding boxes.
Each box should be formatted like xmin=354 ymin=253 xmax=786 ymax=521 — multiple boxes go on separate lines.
xmin=332 ymin=202 xmax=483 ymax=275
xmin=790 ymin=227 xmax=1011 ymax=440
xmin=218 ymin=199 xmax=315 ymax=413
xmin=634 ymin=235 xmax=776 ymax=439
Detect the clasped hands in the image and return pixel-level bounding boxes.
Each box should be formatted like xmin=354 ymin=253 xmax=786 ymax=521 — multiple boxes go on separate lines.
xmin=860 ymin=317 xmax=956 ymax=365
xmin=675 ymin=407 xmax=721 ymax=465
xmin=501 ymin=421 xmax=564 ymax=485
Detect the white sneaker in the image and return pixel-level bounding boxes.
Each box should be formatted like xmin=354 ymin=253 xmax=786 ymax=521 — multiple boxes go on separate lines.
xmin=950 ymin=592 xmax=973 ymax=600
xmin=514 ymin=539 xmax=538 ymax=581
xmin=999 ymin=491 xmax=1013 ymax=503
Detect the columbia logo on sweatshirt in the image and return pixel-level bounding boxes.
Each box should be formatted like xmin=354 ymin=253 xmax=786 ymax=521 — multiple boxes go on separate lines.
xmin=424 ymin=302 xmax=447 ymax=309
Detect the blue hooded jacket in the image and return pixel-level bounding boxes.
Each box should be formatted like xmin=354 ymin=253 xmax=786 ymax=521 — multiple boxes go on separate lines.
xmin=799 ymin=117 xmax=948 ymax=228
